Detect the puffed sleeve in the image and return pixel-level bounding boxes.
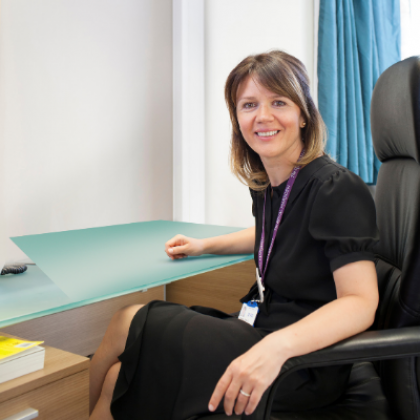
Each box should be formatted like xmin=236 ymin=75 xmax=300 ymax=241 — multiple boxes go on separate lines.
xmin=308 ymin=170 xmax=379 ymax=272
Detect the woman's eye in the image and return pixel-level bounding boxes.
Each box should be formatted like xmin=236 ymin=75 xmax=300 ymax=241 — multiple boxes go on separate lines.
xmin=273 ymin=100 xmax=285 ymax=106
xmin=243 ymin=103 xmax=256 ymax=109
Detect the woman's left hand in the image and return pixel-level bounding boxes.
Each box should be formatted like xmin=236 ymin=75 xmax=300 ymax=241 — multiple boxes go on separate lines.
xmin=208 ymin=333 xmax=289 ymax=416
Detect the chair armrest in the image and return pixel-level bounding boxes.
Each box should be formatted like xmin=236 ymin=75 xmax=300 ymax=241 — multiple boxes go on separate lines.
xmin=281 ymin=325 xmax=420 ymax=372
xmin=242 ymin=326 xmax=420 ymax=420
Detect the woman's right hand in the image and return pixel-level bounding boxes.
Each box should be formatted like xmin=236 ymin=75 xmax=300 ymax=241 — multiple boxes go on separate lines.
xmin=165 ymin=234 xmax=206 ymax=260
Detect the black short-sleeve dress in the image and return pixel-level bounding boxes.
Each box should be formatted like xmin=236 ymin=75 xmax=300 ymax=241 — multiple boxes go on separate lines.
xmin=111 ymin=155 xmax=379 ymax=420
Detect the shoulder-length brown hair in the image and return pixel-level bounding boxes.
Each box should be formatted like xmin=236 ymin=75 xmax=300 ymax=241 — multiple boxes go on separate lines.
xmin=225 ymin=50 xmax=326 ymax=191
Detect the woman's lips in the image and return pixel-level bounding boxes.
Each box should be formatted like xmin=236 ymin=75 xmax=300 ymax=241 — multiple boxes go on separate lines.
xmin=255 ymin=130 xmax=280 ymax=139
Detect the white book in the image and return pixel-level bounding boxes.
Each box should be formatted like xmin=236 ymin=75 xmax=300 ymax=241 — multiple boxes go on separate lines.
xmin=0 ymin=346 xmax=45 ymax=384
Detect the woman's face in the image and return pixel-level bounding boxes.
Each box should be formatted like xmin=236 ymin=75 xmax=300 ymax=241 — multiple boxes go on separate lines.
xmin=236 ymin=76 xmax=305 ymax=164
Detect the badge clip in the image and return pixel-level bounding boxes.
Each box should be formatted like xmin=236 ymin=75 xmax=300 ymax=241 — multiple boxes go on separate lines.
xmin=256 ymin=268 xmax=265 ymax=303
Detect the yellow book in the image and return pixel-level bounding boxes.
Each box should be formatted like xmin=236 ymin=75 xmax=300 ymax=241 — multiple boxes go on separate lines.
xmin=0 ymin=336 xmax=45 ymax=384
xmin=0 ymin=336 xmax=44 ymax=362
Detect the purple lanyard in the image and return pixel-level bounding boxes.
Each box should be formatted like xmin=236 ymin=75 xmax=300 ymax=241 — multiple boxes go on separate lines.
xmin=257 ymin=149 xmax=305 ymax=285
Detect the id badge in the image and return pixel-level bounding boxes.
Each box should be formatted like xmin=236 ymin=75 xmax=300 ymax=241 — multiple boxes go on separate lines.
xmin=238 ymin=301 xmax=259 ymax=327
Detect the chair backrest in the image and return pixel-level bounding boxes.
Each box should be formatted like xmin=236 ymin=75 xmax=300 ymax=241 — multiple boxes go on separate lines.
xmin=371 ymin=56 xmax=420 ymax=420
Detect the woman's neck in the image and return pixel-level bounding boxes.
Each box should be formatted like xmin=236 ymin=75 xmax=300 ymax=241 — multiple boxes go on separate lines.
xmin=265 ymin=162 xmax=294 ymax=187
xmin=261 ymin=142 xmax=304 ymax=187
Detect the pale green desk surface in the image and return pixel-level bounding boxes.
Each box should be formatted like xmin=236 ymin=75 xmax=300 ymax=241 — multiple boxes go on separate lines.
xmin=0 ymin=221 xmax=252 ymax=328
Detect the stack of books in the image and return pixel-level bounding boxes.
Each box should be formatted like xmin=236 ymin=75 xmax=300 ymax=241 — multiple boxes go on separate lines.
xmin=0 ymin=336 xmax=45 ymax=384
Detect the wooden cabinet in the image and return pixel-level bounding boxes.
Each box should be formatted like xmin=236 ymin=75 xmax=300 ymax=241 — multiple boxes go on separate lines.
xmin=0 ymin=344 xmax=89 ymax=420
xmin=166 ymin=260 xmax=255 ymax=314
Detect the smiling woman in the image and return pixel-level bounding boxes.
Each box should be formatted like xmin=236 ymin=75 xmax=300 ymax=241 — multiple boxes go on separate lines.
xmin=89 ymin=50 xmax=379 ymax=420
xmin=225 ymin=50 xmax=326 ymax=191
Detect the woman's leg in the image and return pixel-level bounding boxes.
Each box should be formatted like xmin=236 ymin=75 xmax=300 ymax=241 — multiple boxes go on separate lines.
xmin=90 ymin=362 xmax=121 ymax=420
xmin=89 ymin=304 xmax=144 ymax=414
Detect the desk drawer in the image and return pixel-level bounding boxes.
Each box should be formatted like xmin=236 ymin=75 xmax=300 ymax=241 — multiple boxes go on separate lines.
xmin=0 ymin=370 xmax=88 ymax=420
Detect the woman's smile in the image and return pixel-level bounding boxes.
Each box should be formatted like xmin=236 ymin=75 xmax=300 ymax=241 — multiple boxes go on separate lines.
xmin=255 ymin=130 xmax=280 ymax=139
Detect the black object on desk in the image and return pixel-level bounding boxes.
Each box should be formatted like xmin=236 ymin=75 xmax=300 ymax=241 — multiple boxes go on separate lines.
xmin=1 ymin=264 xmax=28 ymax=275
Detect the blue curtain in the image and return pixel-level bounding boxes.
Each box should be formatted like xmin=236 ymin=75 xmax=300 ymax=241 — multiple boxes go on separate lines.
xmin=318 ymin=0 xmax=401 ymax=184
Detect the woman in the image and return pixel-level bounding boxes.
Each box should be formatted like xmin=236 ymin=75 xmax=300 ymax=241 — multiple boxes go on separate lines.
xmin=89 ymin=50 xmax=379 ymax=419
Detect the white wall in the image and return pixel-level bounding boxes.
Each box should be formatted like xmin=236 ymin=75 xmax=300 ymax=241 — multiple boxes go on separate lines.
xmin=0 ymin=0 xmax=173 ymax=263
xmin=204 ymin=0 xmax=315 ymax=228
xmin=401 ymin=0 xmax=420 ymax=60
xmin=173 ymin=0 xmax=205 ymax=224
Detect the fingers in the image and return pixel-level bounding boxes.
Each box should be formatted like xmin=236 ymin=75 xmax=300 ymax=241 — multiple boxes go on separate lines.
xmin=169 ymin=253 xmax=187 ymax=260
xmin=243 ymin=383 xmax=265 ymax=416
xmin=168 ymin=244 xmax=188 ymax=256
xmin=165 ymin=234 xmax=189 ymax=260
xmin=165 ymin=235 xmax=205 ymax=259
xmin=223 ymin=375 xmax=242 ymax=415
xmin=165 ymin=234 xmax=186 ymax=249
xmin=233 ymin=388 xmax=253 ymax=416
xmin=230 ymin=378 xmax=265 ymax=416
xmin=209 ymin=362 xmax=267 ymax=416
xmin=209 ymin=335 xmax=285 ymax=416
xmin=208 ymin=370 xmax=232 ymax=413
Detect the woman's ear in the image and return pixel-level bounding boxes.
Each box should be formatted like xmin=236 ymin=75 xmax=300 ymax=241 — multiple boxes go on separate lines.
xmin=298 ymin=113 xmax=306 ymax=128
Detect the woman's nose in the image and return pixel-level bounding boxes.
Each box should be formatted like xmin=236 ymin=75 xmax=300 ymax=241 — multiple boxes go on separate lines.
xmin=256 ymin=104 xmax=274 ymax=122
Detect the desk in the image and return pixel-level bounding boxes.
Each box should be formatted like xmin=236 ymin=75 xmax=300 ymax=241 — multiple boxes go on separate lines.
xmin=0 ymin=221 xmax=255 ymax=356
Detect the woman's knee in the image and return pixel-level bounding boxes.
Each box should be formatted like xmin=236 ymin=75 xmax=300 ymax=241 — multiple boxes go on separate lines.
xmin=104 ymin=304 xmax=144 ymax=353
xmin=110 ymin=304 xmax=144 ymax=328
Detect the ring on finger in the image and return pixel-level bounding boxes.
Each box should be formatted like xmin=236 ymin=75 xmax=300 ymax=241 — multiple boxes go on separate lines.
xmin=239 ymin=389 xmax=251 ymax=398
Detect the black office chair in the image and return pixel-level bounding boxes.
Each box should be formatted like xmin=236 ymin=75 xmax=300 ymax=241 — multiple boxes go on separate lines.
xmin=195 ymin=56 xmax=420 ymax=420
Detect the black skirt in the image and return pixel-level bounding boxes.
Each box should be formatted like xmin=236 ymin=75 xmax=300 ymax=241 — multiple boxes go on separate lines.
xmin=110 ymin=300 xmax=350 ymax=420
